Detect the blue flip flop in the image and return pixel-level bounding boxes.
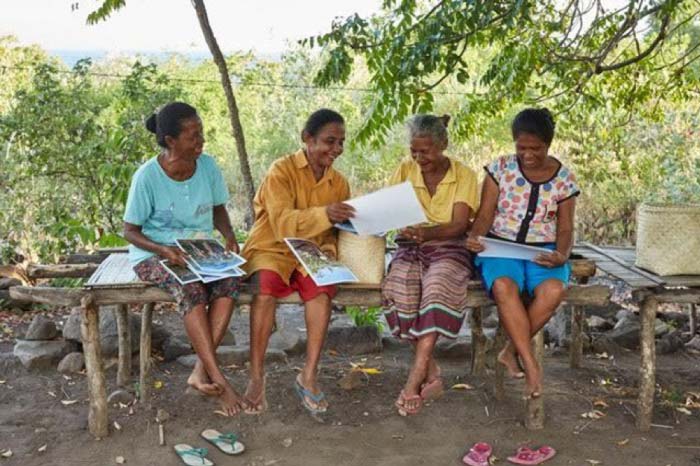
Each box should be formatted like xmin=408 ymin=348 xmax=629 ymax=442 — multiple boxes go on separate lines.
xmin=294 ymin=377 xmax=327 ymax=414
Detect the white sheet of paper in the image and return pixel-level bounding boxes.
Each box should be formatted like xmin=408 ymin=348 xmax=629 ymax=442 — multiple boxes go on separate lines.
xmin=346 ymin=182 xmax=428 ymax=236
xmin=477 ymin=237 xmax=552 ymax=261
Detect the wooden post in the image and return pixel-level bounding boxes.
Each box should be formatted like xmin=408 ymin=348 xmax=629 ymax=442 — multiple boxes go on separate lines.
xmin=637 ymin=294 xmax=658 ymax=431
xmin=470 ymin=307 xmax=486 ymax=376
xmin=80 ymin=294 xmax=109 ymax=438
xmin=690 ymin=304 xmax=698 ymax=336
xmin=139 ymin=303 xmax=154 ymax=404
xmin=493 ymin=324 xmax=507 ymax=400
xmin=525 ymin=329 xmax=545 ymax=430
xmin=115 ymin=304 xmax=131 ymax=387
xmin=569 ymin=305 xmax=584 ymax=369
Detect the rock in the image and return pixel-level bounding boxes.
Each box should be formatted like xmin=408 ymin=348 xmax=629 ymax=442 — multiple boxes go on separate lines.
xmin=658 ymin=331 xmax=684 ymax=354
xmin=0 ymin=277 xmax=21 ymax=289
xmin=63 ymin=306 xmax=151 ymax=357
xmin=615 ymin=309 xmax=637 ymax=322
xmin=162 ymin=337 xmax=192 ymax=362
xmin=325 ymin=326 xmax=382 ymax=355
xmin=0 ymin=352 xmax=22 ymax=374
xmin=151 ymin=323 xmax=171 ymax=352
xmin=265 ymin=348 xmax=288 ymax=364
xmin=590 ymin=335 xmax=624 ymax=355
xmin=586 ymin=315 xmax=614 ymax=332
xmin=544 ymin=307 xmax=571 ymax=347
xmin=654 ymin=319 xmax=671 ymax=337
xmin=661 ymin=311 xmax=688 ymax=327
xmin=434 ymin=338 xmax=471 ymax=359
xmin=581 ymin=302 xmax=622 ymax=319
xmin=62 ymin=308 xmax=82 ymax=342
xmin=13 ymin=340 xmax=75 ymax=370
xmin=685 ymin=335 xmax=700 ymax=351
xmin=24 ymin=315 xmax=59 ymax=340
xmin=176 ymin=354 xmax=199 ymax=368
xmin=177 ymin=345 xmax=286 ymax=367
xmin=57 ymin=352 xmax=85 ymax=374
xmin=607 ymin=316 xmax=641 ymax=349
xmin=107 ymin=389 xmax=134 ymax=405
xmin=269 ymin=330 xmax=306 ymax=355
xmin=220 ymin=330 xmax=236 ymax=346
xmin=482 ymin=309 xmax=500 ymax=329
xmin=337 ymin=370 xmax=364 ymax=390
xmin=381 ymin=336 xmax=404 ymax=350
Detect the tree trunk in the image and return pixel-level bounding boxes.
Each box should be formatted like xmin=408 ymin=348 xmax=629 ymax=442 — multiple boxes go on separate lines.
xmin=191 ymin=0 xmax=256 ymax=225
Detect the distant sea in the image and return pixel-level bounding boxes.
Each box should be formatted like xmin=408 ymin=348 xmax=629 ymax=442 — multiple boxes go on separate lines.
xmin=51 ymin=49 xmax=279 ymax=67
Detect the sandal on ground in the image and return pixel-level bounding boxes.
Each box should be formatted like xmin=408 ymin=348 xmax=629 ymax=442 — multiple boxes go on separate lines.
xmin=462 ymin=442 xmax=493 ymax=466
xmin=294 ymin=377 xmax=327 ymax=415
xmin=201 ymin=429 xmax=245 ymax=455
xmin=507 ymin=446 xmax=556 ymax=465
xmin=244 ymin=377 xmax=268 ymax=415
xmin=174 ymin=444 xmax=213 ymax=466
xmin=420 ymin=377 xmax=444 ymax=401
xmin=395 ymin=390 xmax=422 ymax=416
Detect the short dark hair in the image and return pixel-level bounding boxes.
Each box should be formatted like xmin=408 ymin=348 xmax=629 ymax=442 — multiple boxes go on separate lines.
xmin=301 ymin=108 xmax=345 ymax=140
xmin=145 ymin=102 xmax=199 ymax=148
xmin=511 ymin=108 xmax=556 ymax=145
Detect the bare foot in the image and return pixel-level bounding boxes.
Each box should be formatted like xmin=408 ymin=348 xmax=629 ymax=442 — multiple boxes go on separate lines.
xmin=296 ymin=374 xmax=328 ymax=412
xmin=396 ymin=387 xmax=422 ymax=415
xmin=187 ymin=362 xmax=222 ymax=396
xmin=218 ymin=384 xmax=247 ymax=416
xmin=244 ymin=376 xmax=267 ymax=414
xmin=498 ymin=345 xmax=525 ymax=379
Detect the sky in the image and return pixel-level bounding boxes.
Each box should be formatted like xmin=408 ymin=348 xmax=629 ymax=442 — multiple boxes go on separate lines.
xmin=1 ymin=0 xmax=383 ymax=54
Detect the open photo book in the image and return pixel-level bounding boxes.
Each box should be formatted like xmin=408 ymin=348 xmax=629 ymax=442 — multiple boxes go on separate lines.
xmin=476 ymin=237 xmax=552 ymax=261
xmin=160 ymin=239 xmax=247 ymax=285
xmin=284 ymin=238 xmax=359 ymax=286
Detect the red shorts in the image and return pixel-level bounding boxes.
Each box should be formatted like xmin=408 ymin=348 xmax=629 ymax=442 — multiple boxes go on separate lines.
xmin=252 ymin=269 xmax=337 ymax=302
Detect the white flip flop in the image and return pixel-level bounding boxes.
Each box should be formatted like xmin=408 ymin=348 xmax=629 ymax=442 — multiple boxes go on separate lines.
xmin=200 ymin=429 xmax=246 ymax=455
xmin=174 ymin=444 xmax=213 ymax=466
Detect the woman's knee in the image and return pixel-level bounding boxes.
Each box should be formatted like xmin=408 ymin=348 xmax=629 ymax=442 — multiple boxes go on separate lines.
xmin=535 ymin=280 xmax=566 ymax=303
xmin=492 ymin=277 xmax=520 ymax=299
xmin=252 ymin=294 xmax=277 ymax=311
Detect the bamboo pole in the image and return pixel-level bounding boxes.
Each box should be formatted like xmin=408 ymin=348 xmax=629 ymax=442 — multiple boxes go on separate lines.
xmin=115 ymin=304 xmax=131 ymax=387
xmin=80 ymin=294 xmax=108 ymax=438
xmin=637 ymin=294 xmax=658 ymax=431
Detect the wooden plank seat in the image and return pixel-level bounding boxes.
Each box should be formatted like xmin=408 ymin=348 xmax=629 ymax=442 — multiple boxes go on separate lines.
xmin=10 ymin=255 xmax=607 ymax=437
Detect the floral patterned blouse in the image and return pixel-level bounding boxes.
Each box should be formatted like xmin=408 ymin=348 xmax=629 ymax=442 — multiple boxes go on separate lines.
xmin=484 ymin=155 xmax=580 ymax=245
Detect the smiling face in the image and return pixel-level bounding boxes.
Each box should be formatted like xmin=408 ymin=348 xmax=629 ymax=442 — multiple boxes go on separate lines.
xmin=410 ymin=135 xmax=446 ymax=174
xmin=165 ymin=116 xmax=204 ymax=160
xmin=304 ymin=122 xmax=345 ymax=169
xmin=514 ymin=132 xmax=549 ymax=169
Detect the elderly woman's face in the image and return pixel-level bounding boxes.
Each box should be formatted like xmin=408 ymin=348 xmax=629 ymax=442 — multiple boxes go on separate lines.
xmin=167 ymin=117 xmax=204 ymax=159
xmin=514 ymin=132 xmax=548 ymax=169
xmin=410 ymin=135 xmax=445 ymax=173
xmin=305 ymin=122 xmax=345 ymax=169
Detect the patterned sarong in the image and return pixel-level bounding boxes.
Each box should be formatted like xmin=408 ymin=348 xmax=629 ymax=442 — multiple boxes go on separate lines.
xmin=382 ymin=239 xmax=473 ymax=340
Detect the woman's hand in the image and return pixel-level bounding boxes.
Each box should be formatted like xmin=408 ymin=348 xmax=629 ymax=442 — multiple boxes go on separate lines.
xmin=465 ymin=235 xmax=485 ymax=253
xmin=159 ymin=246 xmax=189 ymax=267
xmin=224 ymin=235 xmax=240 ymax=254
xmin=399 ymin=226 xmax=424 ymax=243
xmin=326 ymin=202 xmax=356 ymax=223
xmin=533 ymin=250 xmax=568 ymax=268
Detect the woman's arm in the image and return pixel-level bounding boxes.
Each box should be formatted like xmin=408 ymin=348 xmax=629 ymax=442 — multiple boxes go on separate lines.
xmin=401 ymin=203 xmax=472 ymax=242
xmin=534 ymin=197 xmax=576 ymax=267
xmin=123 ymin=222 xmax=188 ymax=266
xmin=213 ymin=204 xmax=239 ymax=253
xmin=465 ymin=176 xmax=499 ymax=252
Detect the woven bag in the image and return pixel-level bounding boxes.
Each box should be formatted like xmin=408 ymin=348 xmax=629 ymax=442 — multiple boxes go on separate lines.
xmin=337 ymin=230 xmax=386 ymax=284
xmin=635 ymin=203 xmax=700 ymax=276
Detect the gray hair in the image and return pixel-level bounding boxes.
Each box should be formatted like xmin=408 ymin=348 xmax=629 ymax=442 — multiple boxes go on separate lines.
xmin=407 ymin=114 xmax=450 ymax=148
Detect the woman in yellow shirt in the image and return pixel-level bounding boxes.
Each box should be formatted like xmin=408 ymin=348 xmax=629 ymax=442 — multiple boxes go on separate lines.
xmin=241 ymin=109 xmax=355 ymax=415
xmin=383 ymin=114 xmax=479 ymax=416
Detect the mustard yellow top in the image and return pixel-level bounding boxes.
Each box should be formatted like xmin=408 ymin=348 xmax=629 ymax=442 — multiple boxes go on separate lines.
xmin=241 ymin=149 xmax=350 ymax=283
xmin=388 ymin=157 xmax=480 ymax=224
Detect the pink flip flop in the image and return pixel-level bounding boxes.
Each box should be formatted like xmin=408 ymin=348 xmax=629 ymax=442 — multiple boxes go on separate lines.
xmin=507 ymin=446 xmax=556 ymax=465
xmin=462 ymin=442 xmax=493 ymax=466
xmin=420 ymin=377 xmax=444 ymax=401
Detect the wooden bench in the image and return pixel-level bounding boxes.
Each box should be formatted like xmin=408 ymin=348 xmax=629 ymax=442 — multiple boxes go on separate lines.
xmin=11 ymin=254 xmax=608 ymax=438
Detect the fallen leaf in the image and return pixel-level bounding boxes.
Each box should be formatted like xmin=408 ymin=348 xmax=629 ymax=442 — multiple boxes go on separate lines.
xmin=616 ymin=438 xmax=629 ymax=447
xmin=676 ymin=407 xmax=692 ymax=415
xmin=349 ymin=361 xmax=366 ymax=368
xmin=115 ymin=456 xmax=125 ymax=464
xmin=153 ymin=381 xmax=164 ymax=389
xmin=213 ymin=410 xmax=229 ymax=417
xmin=355 ymin=367 xmax=382 ymax=375
xmin=391 ymin=434 xmax=404 ymax=440
xmin=61 ymin=399 xmax=78 ymax=406
xmin=62 ymin=375 xmax=72 ymax=381
xmin=327 ymin=349 xmax=339 ymax=357
xmin=581 ymin=409 xmax=606 ymax=419
xmin=451 ymin=383 xmax=474 ymax=390
xmin=48 ymin=391 xmax=57 ymax=398
xmin=113 ymin=421 xmax=122 ymax=431
xmin=38 ymin=444 xmax=47 ymax=452
xmin=118 ymin=402 xmax=128 ymax=409
xmin=585 ymin=460 xmax=601 ymax=465
xmin=593 ymin=400 xmax=609 ymax=409
xmin=281 ymin=438 xmax=293 ymax=448
xmin=0 ymin=380 xmax=5 ymax=384
xmin=1 ymin=449 xmax=12 ymax=458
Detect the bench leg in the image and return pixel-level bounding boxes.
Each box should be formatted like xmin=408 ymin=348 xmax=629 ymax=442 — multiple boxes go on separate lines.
xmin=525 ymin=329 xmax=545 ymax=430
xmin=637 ymin=295 xmax=658 ymax=431
xmin=569 ymin=305 xmax=584 ymax=369
xmin=690 ymin=304 xmax=698 ymax=336
xmin=80 ymin=295 xmax=109 ymax=438
xmin=470 ymin=307 xmax=486 ymax=376
xmin=493 ymin=324 xmax=506 ymax=400
xmin=139 ymin=303 xmax=154 ymax=405
xmin=116 ymin=304 xmax=131 ymax=387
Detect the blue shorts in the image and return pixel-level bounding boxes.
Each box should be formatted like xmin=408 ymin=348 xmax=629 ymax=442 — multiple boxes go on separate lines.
xmin=474 ymin=245 xmax=570 ymax=296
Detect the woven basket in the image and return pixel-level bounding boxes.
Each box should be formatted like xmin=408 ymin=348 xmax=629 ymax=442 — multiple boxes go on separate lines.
xmin=337 ymin=230 xmax=386 ymax=284
xmin=635 ymin=203 xmax=700 ymax=276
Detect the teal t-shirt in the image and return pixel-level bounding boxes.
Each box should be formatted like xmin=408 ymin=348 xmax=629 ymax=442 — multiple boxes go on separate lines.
xmin=123 ymin=153 xmax=230 ymax=265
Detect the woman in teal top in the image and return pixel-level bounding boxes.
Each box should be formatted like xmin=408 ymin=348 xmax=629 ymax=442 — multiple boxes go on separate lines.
xmin=123 ymin=102 xmax=246 ymax=416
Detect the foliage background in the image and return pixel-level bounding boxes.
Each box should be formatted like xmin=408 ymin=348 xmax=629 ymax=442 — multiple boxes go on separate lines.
xmin=0 ymin=28 xmax=698 ymax=262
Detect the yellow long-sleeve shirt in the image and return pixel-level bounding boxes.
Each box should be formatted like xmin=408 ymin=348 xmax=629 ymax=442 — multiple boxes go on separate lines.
xmin=241 ymin=149 xmax=350 ymax=283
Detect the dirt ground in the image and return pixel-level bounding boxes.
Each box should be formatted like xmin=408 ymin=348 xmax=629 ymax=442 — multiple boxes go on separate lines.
xmin=1 ymin=308 xmax=700 ymax=466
